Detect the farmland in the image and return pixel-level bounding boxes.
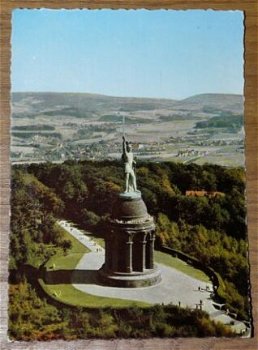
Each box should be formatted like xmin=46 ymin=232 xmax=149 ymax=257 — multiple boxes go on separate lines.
xmin=11 ymin=92 xmax=244 ymax=166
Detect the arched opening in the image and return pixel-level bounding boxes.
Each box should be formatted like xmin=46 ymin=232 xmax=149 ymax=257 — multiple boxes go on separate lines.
xmin=145 ymin=232 xmax=154 ymax=269
xmin=132 ymin=232 xmax=146 ymax=272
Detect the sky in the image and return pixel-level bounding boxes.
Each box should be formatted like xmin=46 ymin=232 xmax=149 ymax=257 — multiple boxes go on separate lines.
xmin=11 ymin=9 xmax=244 ymax=100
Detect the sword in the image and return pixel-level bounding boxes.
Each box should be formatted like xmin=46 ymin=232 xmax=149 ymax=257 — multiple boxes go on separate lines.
xmin=122 ymin=115 xmax=125 ymax=138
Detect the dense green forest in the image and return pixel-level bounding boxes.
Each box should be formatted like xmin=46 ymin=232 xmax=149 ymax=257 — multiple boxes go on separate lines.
xmin=10 ymin=170 xmax=66 ymax=270
xmin=12 ymin=124 xmax=55 ymax=131
xmin=9 ymin=160 xmax=250 ymax=339
xmin=9 ymin=278 xmax=234 ymax=340
xmin=195 ymin=113 xmax=243 ymax=130
xmin=12 ymin=132 xmax=62 ymax=139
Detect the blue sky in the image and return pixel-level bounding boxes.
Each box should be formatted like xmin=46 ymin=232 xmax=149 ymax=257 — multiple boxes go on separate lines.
xmin=12 ymin=9 xmax=244 ymax=99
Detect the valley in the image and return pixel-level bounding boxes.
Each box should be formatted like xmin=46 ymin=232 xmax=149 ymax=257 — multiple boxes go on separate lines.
xmin=11 ymin=92 xmax=244 ymax=167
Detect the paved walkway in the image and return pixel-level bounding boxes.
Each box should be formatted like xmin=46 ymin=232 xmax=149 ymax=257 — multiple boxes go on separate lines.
xmin=57 ymin=220 xmax=248 ymax=335
xmin=58 ymin=220 xmax=104 ymax=253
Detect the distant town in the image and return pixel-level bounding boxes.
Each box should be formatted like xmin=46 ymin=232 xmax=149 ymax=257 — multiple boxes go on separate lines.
xmin=11 ymin=92 xmax=244 ymax=167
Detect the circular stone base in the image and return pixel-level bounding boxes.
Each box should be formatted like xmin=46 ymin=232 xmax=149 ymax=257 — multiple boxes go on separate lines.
xmin=98 ymin=266 xmax=162 ymax=288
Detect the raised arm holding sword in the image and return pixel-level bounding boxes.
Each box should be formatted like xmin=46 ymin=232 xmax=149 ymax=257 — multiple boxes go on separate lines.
xmin=122 ymin=135 xmax=139 ymax=193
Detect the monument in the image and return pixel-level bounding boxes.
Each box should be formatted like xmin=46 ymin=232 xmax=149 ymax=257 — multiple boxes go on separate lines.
xmin=99 ymin=136 xmax=161 ymax=287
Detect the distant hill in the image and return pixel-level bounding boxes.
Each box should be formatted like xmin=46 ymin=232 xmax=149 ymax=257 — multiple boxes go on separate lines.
xmin=12 ymin=92 xmax=243 ymax=119
xmin=11 ymin=92 xmax=177 ymax=118
xmin=174 ymin=93 xmax=243 ymax=113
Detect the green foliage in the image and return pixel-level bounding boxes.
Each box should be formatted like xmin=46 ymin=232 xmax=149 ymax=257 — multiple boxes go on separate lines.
xmin=110 ymin=305 xmax=234 ymax=338
xmin=10 ymin=160 xmax=250 ymax=338
xmin=195 ymin=114 xmax=243 ymax=130
xmin=156 ymin=216 xmax=249 ymax=319
xmin=12 ymin=124 xmax=55 ymax=131
xmin=9 ymin=279 xmax=234 ymax=340
xmin=10 ymin=169 xmax=68 ymax=269
xmin=156 ymin=213 xmax=181 ymax=249
xmin=25 ymin=161 xmax=249 ymax=311
xmin=9 ymin=279 xmax=65 ymax=341
xmin=81 ymin=209 xmax=100 ymax=228
xmin=29 ymin=160 xmax=246 ymax=229
xmin=12 ymin=132 xmax=62 ymax=139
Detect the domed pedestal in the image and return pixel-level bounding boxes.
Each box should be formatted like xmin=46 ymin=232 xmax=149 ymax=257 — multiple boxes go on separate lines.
xmin=98 ymin=192 xmax=161 ymax=288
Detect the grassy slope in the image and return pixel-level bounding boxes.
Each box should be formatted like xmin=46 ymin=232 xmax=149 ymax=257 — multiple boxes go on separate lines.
xmin=42 ymin=225 xmax=148 ymax=307
xmin=41 ymin=225 xmax=210 ymax=307
xmin=154 ymin=251 xmax=210 ymax=283
xmin=40 ymin=280 xmax=149 ymax=308
xmin=61 ymin=225 xmax=90 ymax=253
xmin=45 ymin=224 xmax=90 ymax=270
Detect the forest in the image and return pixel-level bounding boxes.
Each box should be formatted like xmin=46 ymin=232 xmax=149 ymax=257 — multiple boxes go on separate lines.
xmin=9 ymin=160 xmax=250 ymax=340
xmin=195 ymin=113 xmax=243 ymax=130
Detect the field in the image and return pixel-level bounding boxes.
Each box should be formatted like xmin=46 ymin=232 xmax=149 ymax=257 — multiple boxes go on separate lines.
xmin=11 ymin=92 xmax=244 ymax=167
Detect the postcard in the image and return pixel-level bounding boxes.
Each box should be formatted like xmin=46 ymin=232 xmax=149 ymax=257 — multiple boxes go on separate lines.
xmin=6 ymin=7 xmax=253 ymax=345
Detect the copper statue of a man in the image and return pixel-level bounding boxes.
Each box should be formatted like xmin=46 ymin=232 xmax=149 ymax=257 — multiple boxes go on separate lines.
xmin=122 ymin=136 xmax=139 ymax=193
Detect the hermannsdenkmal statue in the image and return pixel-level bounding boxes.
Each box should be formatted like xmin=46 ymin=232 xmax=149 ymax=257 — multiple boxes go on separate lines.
xmin=99 ymin=136 xmax=161 ymax=287
xmin=122 ymin=136 xmax=140 ymax=193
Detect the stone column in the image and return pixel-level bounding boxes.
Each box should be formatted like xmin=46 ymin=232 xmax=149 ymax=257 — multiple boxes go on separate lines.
xmin=125 ymin=233 xmax=133 ymax=273
xmin=140 ymin=232 xmax=147 ymax=272
xmin=149 ymin=233 xmax=155 ymax=269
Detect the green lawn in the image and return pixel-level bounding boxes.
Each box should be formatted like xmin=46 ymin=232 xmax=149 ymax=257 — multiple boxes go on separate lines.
xmin=45 ymin=224 xmax=90 ymax=270
xmin=42 ymin=225 xmax=148 ymax=308
xmin=41 ymin=223 xmax=210 ymax=307
xmin=40 ymin=279 xmax=149 ymax=308
xmin=154 ymin=251 xmax=210 ymax=283
xmin=45 ymin=253 xmax=85 ymax=271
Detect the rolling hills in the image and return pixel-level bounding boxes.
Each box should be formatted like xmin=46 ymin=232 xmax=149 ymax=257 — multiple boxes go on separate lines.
xmin=12 ymin=92 xmax=243 ymax=119
xmin=11 ymin=92 xmax=244 ymax=167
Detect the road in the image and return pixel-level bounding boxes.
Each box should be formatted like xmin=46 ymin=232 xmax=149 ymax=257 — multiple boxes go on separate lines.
xmin=57 ymin=220 xmax=249 ymax=336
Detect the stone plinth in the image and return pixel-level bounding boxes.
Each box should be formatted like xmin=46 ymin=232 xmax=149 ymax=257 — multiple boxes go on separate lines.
xmin=99 ymin=192 xmax=161 ymax=288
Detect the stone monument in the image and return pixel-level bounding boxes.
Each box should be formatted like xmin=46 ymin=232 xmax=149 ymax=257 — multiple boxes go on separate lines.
xmin=99 ymin=136 xmax=161 ymax=287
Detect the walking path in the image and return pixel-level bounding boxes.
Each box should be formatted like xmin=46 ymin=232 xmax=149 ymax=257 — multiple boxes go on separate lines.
xmin=57 ymin=220 xmax=249 ymax=336
xmin=59 ymin=220 xmax=104 ymax=253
